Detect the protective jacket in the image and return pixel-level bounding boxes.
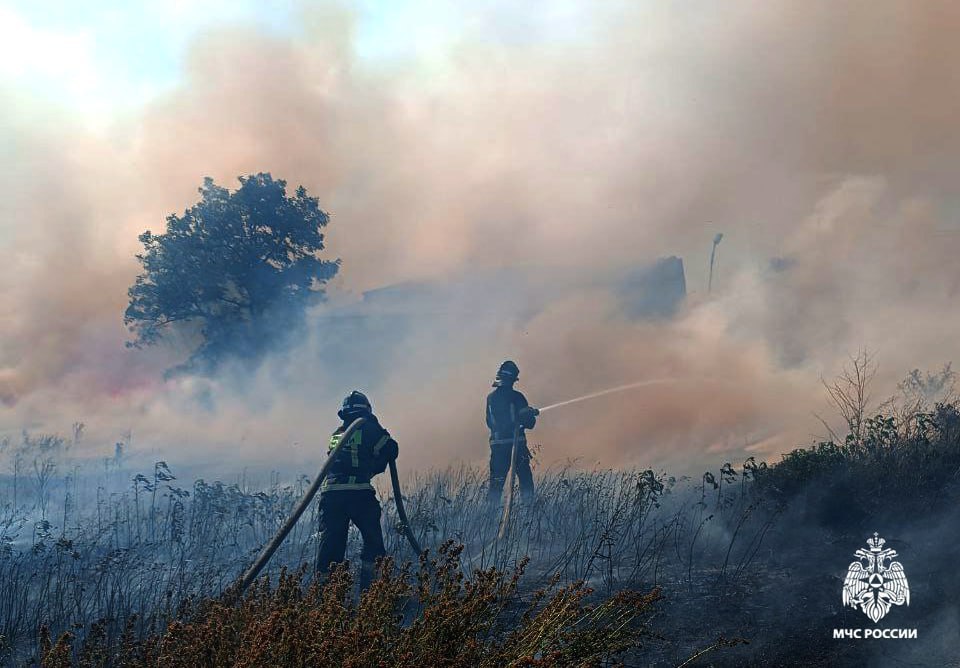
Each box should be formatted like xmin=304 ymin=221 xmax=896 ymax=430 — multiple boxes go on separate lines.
xmin=486 ymin=385 xmax=537 ymax=445
xmin=321 ymin=416 xmax=399 ymax=492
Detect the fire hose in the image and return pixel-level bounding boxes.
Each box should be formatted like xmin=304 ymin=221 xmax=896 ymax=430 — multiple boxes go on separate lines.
xmin=496 ymin=383 xmax=701 ymax=538
xmin=496 ymin=424 xmax=522 ymax=541
xmin=492 ymin=380 xmax=730 ymax=549
xmin=237 ymin=417 xmax=422 ymax=595
xmin=389 ymin=459 xmax=422 ymax=555
xmin=497 ymin=403 xmax=542 ymax=540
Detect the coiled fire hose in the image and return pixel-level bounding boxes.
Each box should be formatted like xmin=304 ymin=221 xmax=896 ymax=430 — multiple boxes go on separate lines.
xmin=237 ymin=417 xmax=422 ymax=594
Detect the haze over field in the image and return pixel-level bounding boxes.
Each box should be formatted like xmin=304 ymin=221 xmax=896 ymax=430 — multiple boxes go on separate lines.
xmin=2 ymin=1 xmax=959 ymax=473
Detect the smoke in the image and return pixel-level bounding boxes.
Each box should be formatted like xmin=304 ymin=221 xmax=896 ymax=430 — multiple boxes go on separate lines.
xmin=2 ymin=1 xmax=960 ymax=473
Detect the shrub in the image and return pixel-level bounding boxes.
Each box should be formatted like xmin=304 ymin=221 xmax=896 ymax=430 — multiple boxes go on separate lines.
xmin=753 ymin=403 xmax=960 ymax=512
xmin=39 ymin=543 xmax=661 ymax=667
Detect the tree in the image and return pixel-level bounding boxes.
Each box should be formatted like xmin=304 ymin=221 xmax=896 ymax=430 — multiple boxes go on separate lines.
xmin=125 ymin=173 xmax=339 ymax=371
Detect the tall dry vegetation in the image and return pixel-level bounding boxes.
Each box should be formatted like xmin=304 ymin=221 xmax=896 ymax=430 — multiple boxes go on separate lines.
xmin=3 ymin=363 xmax=959 ymax=665
xmin=38 ymin=545 xmax=661 ymax=667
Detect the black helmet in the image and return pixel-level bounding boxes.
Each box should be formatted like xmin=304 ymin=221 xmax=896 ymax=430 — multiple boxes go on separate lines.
xmin=493 ymin=360 xmax=520 ymax=387
xmin=338 ymin=390 xmax=372 ymax=420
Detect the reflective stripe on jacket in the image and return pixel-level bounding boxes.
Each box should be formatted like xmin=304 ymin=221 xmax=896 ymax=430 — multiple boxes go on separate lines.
xmin=321 ymin=418 xmax=398 ymax=492
xmin=489 ymin=436 xmax=527 ymax=446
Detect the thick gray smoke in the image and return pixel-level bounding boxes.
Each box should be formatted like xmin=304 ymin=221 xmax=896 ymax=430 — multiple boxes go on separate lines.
xmin=2 ymin=1 xmax=959 ymax=473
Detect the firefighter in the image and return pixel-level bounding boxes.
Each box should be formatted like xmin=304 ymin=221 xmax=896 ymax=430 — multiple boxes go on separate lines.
xmin=486 ymin=360 xmax=539 ymax=504
xmin=316 ymin=391 xmax=399 ymax=590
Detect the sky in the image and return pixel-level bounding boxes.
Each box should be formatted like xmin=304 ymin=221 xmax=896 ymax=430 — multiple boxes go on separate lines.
xmin=0 ymin=1 xmax=587 ymax=123
xmin=2 ymin=0 xmax=960 ymax=476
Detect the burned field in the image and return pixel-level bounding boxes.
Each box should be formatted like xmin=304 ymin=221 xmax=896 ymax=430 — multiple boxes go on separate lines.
xmin=2 ymin=398 xmax=959 ymax=667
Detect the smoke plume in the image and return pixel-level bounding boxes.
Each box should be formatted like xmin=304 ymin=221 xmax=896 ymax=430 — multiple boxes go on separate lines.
xmin=2 ymin=1 xmax=960 ymax=473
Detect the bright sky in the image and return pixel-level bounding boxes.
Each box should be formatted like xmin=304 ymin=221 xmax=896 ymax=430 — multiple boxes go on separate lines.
xmin=0 ymin=0 xmax=297 ymax=120
xmin=0 ymin=0 xmax=588 ymax=126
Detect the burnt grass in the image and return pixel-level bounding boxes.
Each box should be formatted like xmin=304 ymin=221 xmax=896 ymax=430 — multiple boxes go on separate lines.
xmin=3 ymin=403 xmax=960 ymax=666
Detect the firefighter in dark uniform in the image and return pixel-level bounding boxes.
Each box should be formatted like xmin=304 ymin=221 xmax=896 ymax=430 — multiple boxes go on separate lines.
xmin=486 ymin=361 xmax=539 ymax=504
xmin=316 ymin=391 xmax=399 ymax=590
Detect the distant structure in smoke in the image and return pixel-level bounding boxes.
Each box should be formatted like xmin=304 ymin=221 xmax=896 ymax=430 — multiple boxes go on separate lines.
xmin=618 ymin=257 xmax=686 ymax=319
xmin=355 ymin=258 xmax=687 ymax=321
xmin=312 ymin=259 xmax=687 ymax=384
xmin=768 ymin=256 xmax=794 ymax=273
xmin=313 ymin=270 xmax=537 ymax=384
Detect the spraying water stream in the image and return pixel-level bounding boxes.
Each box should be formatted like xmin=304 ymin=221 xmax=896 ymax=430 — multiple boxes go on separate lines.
xmin=472 ymin=376 xmax=737 ymax=567
xmin=538 ymin=378 xmax=718 ymax=413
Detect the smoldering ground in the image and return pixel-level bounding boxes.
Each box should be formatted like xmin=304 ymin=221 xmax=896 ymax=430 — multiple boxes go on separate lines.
xmin=2 ymin=1 xmax=960 ymax=475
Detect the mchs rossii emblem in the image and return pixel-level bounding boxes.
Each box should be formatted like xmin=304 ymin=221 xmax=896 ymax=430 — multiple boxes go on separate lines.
xmin=842 ymin=533 xmax=910 ymax=623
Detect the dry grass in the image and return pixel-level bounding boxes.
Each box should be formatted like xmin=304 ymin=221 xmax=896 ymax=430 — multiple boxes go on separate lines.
xmin=37 ymin=543 xmax=661 ymax=668
xmin=1 ymin=435 xmax=762 ymax=666
xmin=4 ymin=379 xmax=960 ymax=666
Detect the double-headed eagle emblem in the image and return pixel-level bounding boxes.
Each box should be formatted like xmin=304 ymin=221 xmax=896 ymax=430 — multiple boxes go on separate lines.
xmin=842 ymin=533 xmax=910 ymax=622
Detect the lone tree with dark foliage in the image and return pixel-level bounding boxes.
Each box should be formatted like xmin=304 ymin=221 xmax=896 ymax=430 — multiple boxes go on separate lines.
xmin=125 ymin=173 xmax=339 ymax=371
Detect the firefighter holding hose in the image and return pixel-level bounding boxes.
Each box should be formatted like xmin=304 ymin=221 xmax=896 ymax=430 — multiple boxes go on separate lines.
xmin=316 ymin=391 xmax=399 ymax=590
xmin=486 ymin=361 xmax=539 ymax=504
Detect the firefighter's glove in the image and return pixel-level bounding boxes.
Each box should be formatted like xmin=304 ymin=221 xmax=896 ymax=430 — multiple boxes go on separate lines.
xmin=518 ymin=407 xmax=540 ymax=429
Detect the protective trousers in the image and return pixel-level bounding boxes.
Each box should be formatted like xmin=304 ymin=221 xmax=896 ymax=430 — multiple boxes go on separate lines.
xmin=315 ymin=489 xmax=385 ymax=590
xmin=488 ymin=441 xmax=534 ymax=504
